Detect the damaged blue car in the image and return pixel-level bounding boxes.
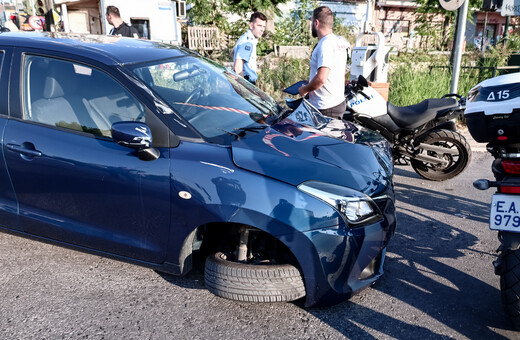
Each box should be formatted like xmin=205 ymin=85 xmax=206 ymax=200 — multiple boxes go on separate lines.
xmin=0 ymin=32 xmax=395 ymax=306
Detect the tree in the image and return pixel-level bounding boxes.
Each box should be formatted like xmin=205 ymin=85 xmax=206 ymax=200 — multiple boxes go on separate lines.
xmin=412 ymin=0 xmax=482 ymax=49
xmin=188 ymin=0 xmax=291 ymax=29
xmin=226 ymin=0 xmax=290 ymax=16
xmin=271 ymin=0 xmax=318 ymax=47
xmin=187 ymin=0 xmax=231 ymax=31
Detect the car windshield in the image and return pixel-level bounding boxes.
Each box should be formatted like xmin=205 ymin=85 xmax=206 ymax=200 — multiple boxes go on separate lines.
xmin=131 ymin=55 xmax=280 ymax=141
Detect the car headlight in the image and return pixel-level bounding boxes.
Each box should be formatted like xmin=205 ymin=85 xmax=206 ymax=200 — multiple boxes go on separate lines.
xmin=298 ymin=181 xmax=382 ymax=227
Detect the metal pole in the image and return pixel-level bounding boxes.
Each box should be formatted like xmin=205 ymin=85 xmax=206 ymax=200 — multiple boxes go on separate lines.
xmin=482 ymin=11 xmax=488 ymax=52
xmin=1 ymin=0 xmax=5 ymax=28
xmin=61 ymin=3 xmax=68 ymax=32
xmin=504 ymin=16 xmax=510 ymax=42
xmin=364 ymin=0 xmax=372 ymax=33
xmin=450 ymin=0 xmax=469 ymax=94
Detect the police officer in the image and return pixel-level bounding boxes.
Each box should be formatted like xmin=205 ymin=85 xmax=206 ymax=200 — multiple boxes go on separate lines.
xmin=233 ymin=12 xmax=267 ymax=85
xmin=106 ymin=5 xmax=140 ymax=38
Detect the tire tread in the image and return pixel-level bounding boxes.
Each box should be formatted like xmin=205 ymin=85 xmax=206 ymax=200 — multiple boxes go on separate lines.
xmin=204 ymin=252 xmax=306 ymax=303
xmin=500 ymin=249 xmax=520 ymax=330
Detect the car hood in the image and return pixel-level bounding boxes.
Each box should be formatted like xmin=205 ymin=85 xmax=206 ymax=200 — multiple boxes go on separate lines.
xmin=231 ymin=117 xmax=393 ymax=197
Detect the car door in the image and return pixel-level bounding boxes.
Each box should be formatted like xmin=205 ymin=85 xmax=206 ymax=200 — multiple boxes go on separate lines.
xmin=0 ymin=47 xmax=19 ymax=231
xmin=3 ymin=51 xmax=171 ymax=263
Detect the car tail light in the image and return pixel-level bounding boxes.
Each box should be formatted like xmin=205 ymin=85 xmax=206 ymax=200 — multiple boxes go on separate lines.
xmin=502 ymin=160 xmax=520 ymax=175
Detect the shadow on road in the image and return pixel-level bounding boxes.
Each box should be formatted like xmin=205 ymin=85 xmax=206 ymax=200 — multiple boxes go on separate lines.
xmin=396 ymin=181 xmax=490 ymax=224
xmin=156 ymin=174 xmax=512 ymax=338
xmin=304 ymin=179 xmax=511 ymax=338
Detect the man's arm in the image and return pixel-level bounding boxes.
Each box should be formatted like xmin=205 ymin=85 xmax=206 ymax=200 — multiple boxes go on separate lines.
xmin=234 ymin=58 xmax=245 ymax=76
xmin=298 ymin=67 xmax=330 ymax=97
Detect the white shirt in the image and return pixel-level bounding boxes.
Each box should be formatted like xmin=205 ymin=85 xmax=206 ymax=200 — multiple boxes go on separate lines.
xmin=308 ymin=34 xmax=349 ymax=110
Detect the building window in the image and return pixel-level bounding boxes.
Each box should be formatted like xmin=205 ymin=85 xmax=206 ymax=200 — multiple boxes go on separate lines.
xmin=131 ymin=19 xmax=150 ymax=40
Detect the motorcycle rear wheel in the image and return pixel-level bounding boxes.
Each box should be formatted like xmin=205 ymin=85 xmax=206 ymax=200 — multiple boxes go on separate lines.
xmin=499 ymin=248 xmax=520 ymax=330
xmin=410 ymin=129 xmax=471 ymax=181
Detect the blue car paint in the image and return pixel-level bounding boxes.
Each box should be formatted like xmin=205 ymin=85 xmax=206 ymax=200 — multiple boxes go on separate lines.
xmin=164 ymin=139 xmax=394 ymax=306
xmin=3 ymin=119 xmax=171 ymax=263
xmin=231 ymin=120 xmax=391 ymax=196
xmin=0 ymin=117 xmax=18 ymax=230
xmin=0 ymin=32 xmax=396 ymax=307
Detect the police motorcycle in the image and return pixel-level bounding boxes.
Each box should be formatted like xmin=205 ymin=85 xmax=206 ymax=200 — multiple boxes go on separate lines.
xmin=469 ymin=73 xmax=520 ymax=330
xmin=344 ymin=75 xmax=471 ymax=181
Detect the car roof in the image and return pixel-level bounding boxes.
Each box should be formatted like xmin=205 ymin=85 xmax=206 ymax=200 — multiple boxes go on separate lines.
xmin=0 ymin=32 xmax=190 ymax=65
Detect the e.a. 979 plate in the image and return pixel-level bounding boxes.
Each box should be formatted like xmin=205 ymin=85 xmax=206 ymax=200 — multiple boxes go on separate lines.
xmin=490 ymin=194 xmax=520 ymax=232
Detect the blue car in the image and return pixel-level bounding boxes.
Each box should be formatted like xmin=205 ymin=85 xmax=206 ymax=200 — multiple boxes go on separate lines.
xmin=0 ymin=32 xmax=396 ymax=307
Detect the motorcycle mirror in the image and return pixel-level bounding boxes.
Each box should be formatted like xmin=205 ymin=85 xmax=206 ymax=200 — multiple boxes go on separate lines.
xmin=357 ymin=75 xmax=369 ymax=88
xmin=473 ymin=179 xmax=490 ymax=190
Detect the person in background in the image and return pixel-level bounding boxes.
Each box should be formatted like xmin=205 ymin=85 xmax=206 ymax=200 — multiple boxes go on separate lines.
xmin=233 ymin=11 xmax=267 ymax=85
xmin=298 ymin=6 xmax=350 ymax=119
xmin=106 ymin=5 xmax=140 ymax=38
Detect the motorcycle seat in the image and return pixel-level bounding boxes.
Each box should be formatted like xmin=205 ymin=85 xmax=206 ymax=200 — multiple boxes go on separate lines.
xmin=387 ymin=98 xmax=458 ymax=129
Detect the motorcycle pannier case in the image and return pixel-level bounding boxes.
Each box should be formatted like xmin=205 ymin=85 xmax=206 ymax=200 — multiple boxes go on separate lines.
xmin=465 ymin=73 xmax=520 ymax=144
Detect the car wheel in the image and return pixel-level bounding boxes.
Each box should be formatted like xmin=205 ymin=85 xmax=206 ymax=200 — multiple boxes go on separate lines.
xmin=204 ymin=252 xmax=306 ymax=303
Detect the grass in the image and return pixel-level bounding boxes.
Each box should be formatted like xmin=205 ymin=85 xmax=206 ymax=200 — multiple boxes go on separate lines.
xmin=257 ymin=59 xmax=482 ymax=107
xmin=255 ymin=52 xmax=509 ymax=107
xmin=388 ymin=65 xmax=480 ymax=106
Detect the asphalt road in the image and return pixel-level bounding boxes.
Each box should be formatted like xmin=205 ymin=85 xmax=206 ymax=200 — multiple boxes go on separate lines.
xmin=1 ymin=135 xmax=519 ymax=339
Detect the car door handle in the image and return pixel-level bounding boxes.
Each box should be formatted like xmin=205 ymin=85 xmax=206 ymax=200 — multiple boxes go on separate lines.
xmin=6 ymin=143 xmax=42 ymax=157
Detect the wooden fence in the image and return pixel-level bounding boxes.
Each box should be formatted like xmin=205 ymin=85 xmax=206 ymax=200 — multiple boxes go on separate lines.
xmin=187 ymin=26 xmax=221 ymax=51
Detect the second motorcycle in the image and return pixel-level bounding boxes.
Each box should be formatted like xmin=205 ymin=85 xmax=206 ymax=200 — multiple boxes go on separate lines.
xmin=344 ymin=75 xmax=471 ymax=181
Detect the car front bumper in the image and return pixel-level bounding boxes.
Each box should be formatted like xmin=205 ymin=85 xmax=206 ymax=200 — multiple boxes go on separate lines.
xmin=281 ymin=196 xmax=396 ymax=307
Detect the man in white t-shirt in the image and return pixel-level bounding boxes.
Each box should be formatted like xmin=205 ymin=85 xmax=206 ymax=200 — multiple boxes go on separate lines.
xmin=298 ymin=6 xmax=350 ymax=119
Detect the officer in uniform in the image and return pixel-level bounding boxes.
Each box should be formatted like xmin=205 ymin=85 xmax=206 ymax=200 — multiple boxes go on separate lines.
xmin=106 ymin=5 xmax=140 ymax=38
xmin=233 ymin=12 xmax=267 ymax=85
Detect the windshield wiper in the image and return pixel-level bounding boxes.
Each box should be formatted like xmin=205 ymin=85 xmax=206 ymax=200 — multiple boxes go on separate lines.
xmin=234 ymin=125 xmax=267 ymax=134
xmin=217 ymin=128 xmax=240 ymax=140
xmin=269 ymin=108 xmax=292 ymax=125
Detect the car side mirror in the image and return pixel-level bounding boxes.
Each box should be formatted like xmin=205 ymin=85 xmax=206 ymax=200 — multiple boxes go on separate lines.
xmin=111 ymin=121 xmax=159 ymax=161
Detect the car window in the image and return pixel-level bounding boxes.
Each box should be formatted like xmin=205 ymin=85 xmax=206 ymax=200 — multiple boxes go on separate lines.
xmin=23 ymin=55 xmax=145 ymax=137
xmin=132 ymin=56 xmax=280 ymax=142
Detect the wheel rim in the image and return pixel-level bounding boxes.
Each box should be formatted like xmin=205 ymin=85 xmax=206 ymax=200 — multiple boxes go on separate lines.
xmin=422 ymin=140 xmax=461 ymax=172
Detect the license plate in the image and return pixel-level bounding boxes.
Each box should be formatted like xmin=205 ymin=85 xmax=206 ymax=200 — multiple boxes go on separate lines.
xmin=490 ymin=194 xmax=520 ymax=232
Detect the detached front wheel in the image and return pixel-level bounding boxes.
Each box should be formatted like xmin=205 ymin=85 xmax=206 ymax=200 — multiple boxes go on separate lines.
xmin=204 ymin=252 xmax=306 ymax=303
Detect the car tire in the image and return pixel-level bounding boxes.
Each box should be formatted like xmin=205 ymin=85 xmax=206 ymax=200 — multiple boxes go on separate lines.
xmin=204 ymin=252 xmax=306 ymax=303
xmin=500 ymin=248 xmax=520 ymax=330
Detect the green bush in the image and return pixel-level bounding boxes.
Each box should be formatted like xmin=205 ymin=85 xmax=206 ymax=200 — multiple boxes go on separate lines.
xmin=507 ymin=30 xmax=520 ymax=51
xmin=257 ymin=57 xmax=310 ymax=103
